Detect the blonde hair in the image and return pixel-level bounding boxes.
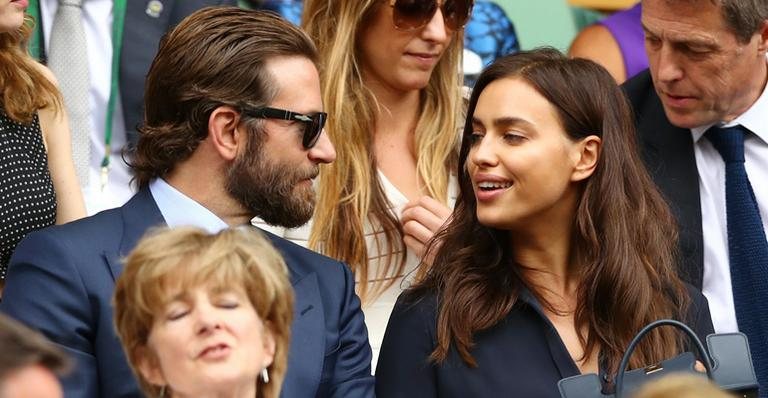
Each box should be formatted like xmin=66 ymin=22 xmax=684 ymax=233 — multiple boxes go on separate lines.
xmin=113 ymin=227 xmax=293 ymax=398
xmin=0 ymin=15 xmax=61 ymax=123
xmin=302 ymin=0 xmax=464 ymax=303
xmin=632 ymin=374 xmax=734 ymax=398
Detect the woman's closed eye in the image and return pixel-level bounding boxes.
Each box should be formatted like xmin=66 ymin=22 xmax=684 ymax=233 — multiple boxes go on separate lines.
xmin=213 ymin=292 xmax=243 ymax=309
xmin=216 ymin=299 xmax=240 ymax=309
xmin=166 ymin=305 xmax=190 ymax=321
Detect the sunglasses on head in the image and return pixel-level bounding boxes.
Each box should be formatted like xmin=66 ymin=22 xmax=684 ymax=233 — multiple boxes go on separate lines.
xmin=388 ymin=0 xmax=474 ymax=31
xmin=242 ymin=106 xmax=327 ymax=149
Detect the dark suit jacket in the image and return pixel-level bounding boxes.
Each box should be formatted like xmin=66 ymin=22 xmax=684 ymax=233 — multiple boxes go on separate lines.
xmin=0 ymin=189 xmax=375 ymax=398
xmin=376 ymin=286 xmax=714 ymax=397
xmin=623 ymin=70 xmax=705 ymax=289
xmin=33 ymin=0 xmax=237 ymax=146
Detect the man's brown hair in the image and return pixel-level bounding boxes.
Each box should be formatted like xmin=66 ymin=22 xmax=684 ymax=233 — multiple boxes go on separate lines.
xmin=130 ymin=7 xmax=318 ymax=188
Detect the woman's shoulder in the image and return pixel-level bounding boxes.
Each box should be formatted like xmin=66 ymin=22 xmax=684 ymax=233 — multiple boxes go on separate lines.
xmin=390 ymin=289 xmax=439 ymax=330
xmin=30 ymin=62 xmax=60 ymax=88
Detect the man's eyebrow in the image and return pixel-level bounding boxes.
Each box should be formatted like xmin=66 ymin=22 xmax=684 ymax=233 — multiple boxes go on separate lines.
xmin=641 ymin=23 xmax=654 ymax=35
xmin=640 ymin=23 xmax=717 ymax=47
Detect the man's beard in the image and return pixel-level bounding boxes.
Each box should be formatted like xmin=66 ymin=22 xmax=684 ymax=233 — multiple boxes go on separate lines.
xmin=226 ymin=141 xmax=318 ymax=228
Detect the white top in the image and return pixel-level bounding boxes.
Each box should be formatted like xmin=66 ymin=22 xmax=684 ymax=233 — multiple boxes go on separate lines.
xmin=254 ymin=171 xmax=459 ymax=371
xmin=690 ymin=64 xmax=768 ymax=334
xmin=40 ymin=0 xmax=135 ymax=215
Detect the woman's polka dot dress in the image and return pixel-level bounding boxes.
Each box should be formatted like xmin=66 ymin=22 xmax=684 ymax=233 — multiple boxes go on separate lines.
xmin=0 ymin=110 xmax=56 ymax=280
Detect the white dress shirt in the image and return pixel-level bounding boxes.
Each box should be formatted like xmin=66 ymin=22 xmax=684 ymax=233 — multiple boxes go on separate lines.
xmin=149 ymin=178 xmax=229 ymax=232
xmin=40 ymin=0 xmax=135 ymax=215
xmin=691 ymin=69 xmax=768 ymax=333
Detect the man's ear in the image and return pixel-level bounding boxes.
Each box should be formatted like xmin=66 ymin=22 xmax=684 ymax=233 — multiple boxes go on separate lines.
xmin=208 ymin=106 xmax=245 ymax=161
xmin=135 ymin=347 xmax=167 ymax=387
xmin=571 ymin=135 xmax=601 ymax=182
xmin=757 ymin=19 xmax=768 ymax=54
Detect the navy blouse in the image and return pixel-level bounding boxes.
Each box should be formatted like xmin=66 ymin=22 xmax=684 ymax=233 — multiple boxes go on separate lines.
xmin=376 ymin=286 xmax=715 ymax=397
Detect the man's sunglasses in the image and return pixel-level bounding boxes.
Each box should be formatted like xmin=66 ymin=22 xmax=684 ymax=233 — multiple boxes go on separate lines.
xmin=388 ymin=0 xmax=474 ymax=31
xmin=241 ymin=106 xmax=327 ymax=149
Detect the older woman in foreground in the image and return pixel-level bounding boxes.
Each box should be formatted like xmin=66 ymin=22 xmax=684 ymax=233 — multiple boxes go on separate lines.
xmin=113 ymin=227 xmax=293 ymax=398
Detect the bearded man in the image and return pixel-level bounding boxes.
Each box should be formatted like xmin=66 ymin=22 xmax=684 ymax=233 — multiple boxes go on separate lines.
xmin=0 ymin=7 xmax=374 ymax=398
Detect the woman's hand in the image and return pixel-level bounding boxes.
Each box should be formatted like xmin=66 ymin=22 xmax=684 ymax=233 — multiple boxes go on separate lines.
xmin=401 ymin=196 xmax=452 ymax=264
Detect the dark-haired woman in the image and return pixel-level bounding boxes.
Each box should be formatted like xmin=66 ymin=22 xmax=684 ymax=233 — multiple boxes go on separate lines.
xmin=0 ymin=2 xmax=86 ymax=293
xmin=375 ymin=48 xmax=714 ymax=397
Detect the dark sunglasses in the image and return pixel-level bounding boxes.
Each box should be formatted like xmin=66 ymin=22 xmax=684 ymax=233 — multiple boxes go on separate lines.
xmin=388 ymin=0 xmax=474 ymax=31
xmin=241 ymin=106 xmax=327 ymax=149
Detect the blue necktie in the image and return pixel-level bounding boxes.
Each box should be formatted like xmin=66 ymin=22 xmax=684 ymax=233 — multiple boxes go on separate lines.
xmin=706 ymin=125 xmax=768 ymax=396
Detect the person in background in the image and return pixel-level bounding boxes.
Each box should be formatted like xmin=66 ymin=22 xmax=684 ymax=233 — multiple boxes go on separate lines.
xmin=569 ymin=2 xmax=645 ymax=83
xmin=252 ymin=0 xmax=519 ymax=86
xmin=0 ymin=313 xmax=70 ymax=398
xmin=376 ymin=48 xmax=714 ymax=397
xmin=632 ymin=374 xmax=734 ymax=398
xmin=281 ymin=0 xmax=469 ymax=368
xmin=0 ymin=0 xmax=85 ymax=294
xmin=623 ymin=0 xmax=768 ymax=393
xmin=462 ymin=0 xmax=520 ymax=85
xmin=1 ymin=7 xmax=373 ymax=397
xmin=27 ymin=0 xmax=236 ymax=214
xmin=114 ymin=227 xmax=293 ymax=398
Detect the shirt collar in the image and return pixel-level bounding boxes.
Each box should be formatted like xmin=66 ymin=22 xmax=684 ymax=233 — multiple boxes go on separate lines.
xmin=149 ymin=178 xmax=229 ymax=233
xmin=692 ymin=58 xmax=768 ymax=144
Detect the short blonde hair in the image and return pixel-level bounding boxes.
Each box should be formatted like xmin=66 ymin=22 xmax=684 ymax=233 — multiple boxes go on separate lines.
xmin=113 ymin=227 xmax=293 ymax=398
xmin=632 ymin=374 xmax=734 ymax=398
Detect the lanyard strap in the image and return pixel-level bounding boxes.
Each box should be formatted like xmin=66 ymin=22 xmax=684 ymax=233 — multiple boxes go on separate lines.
xmin=27 ymin=0 xmax=42 ymax=60
xmin=103 ymin=0 xmax=127 ymax=173
xmin=27 ymin=0 xmax=127 ymax=178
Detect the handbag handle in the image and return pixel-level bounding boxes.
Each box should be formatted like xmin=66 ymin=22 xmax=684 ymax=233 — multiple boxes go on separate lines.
xmin=614 ymin=319 xmax=714 ymax=398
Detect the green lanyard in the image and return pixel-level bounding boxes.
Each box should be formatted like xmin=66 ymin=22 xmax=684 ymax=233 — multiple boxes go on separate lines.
xmin=27 ymin=0 xmax=127 ymax=189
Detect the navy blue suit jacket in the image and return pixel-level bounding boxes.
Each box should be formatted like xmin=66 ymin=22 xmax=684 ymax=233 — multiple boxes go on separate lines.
xmin=623 ymin=70 xmax=705 ymax=289
xmin=0 ymin=189 xmax=375 ymax=397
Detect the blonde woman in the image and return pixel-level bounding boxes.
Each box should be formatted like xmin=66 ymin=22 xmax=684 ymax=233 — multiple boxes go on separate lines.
xmin=0 ymin=2 xmax=86 ymax=290
xmin=113 ymin=227 xmax=293 ymax=398
xmin=293 ymin=0 xmax=470 ymax=367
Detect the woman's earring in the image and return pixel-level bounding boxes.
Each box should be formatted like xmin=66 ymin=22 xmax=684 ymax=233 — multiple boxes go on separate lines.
xmin=261 ymin=368 xmax=270 ymax=384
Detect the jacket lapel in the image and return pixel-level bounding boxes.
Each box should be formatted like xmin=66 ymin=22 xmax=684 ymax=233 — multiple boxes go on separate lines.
xmin=639 ymin=91 xmax=705 ymax=288
xmin=104 ymin=188 xmax=167 ymax=282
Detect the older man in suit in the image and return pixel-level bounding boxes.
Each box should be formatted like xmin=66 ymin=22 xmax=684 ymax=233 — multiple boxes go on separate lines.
xmin=1 ymin=8 xmax=374 ymax=398
xmin=624 ymin=0 xmax=768 ymax=393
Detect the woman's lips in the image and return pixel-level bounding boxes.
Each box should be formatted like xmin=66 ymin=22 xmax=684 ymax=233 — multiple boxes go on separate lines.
xmin=475 ymin=185 xmax=512 ymax=202
xmin=405 ymin=52 xmax=440 ymax=68
xmin=198 ymin=343 xmax=231 ymax=360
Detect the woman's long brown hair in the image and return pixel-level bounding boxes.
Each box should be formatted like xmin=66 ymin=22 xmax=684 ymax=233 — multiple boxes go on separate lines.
xmin=409 ymin=48 xmax=689 ymax=378
xmin=0 ymin=16 xmax=61 ymax=123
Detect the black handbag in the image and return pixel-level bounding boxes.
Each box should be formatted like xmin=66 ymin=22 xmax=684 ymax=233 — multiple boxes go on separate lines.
xmin=558 ymin=319 xmax=759 ymax=398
